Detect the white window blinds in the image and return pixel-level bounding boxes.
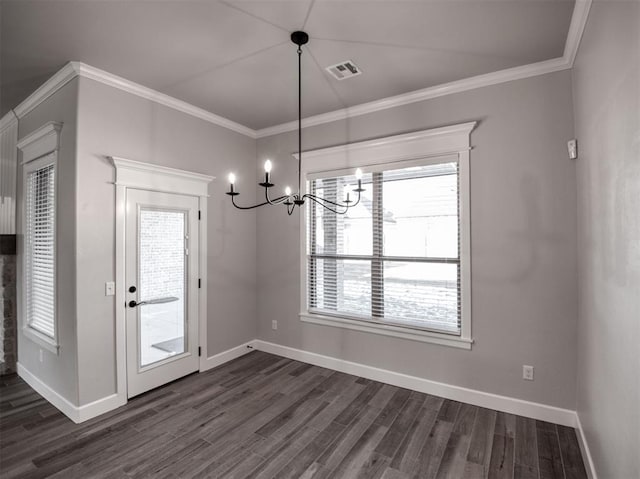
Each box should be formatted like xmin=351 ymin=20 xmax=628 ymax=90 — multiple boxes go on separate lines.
xmin=25 ymin=158 xmax=56 ymax=338
xmin=307 ymin=160 xmax=461 ymax=335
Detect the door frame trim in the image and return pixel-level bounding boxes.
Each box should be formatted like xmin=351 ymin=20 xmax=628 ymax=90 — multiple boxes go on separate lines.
xmin=111 ymin=156 xmax=214 ymax=404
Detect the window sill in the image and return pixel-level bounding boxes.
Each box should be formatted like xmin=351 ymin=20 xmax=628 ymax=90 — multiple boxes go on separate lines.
xmin=22 ymin=327 xmax=60 ymax=355
xmin=299 ymin=312 xmax=473 ymax=350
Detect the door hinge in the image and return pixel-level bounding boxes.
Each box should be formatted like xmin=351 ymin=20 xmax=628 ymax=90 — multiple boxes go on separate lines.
xmin=198 ymin=210 xmax=201 ymax=220
xmin=198 ymin=347 xmax=201 ymax=357
xmin=198 ymin=278 xmax=201 ymax=288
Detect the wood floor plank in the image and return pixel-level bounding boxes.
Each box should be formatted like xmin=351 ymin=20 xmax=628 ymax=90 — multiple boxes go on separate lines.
xmin=413 ymin=418 xmax=455 ymax=479
xmin=495 ymin=411 xmax=517 ymax=438
xmin=466 ymin=407 xmax=497 ymax=476
xmin=329 ymin=421 xmax=388 ymax=478
xmin=389 ymin=406 xmax=438 ymax=473
xmin=275 ymin=421 xmax=346 ymax=479
xmin=514 ymin=416 xmax=538 ymax=468
xmin=434 ymin=403 xmax=478 ymax=479
xmin=333 ymin=381 xmax=384 ymax=426
xmin=557 ymin=424 xmax=588 ymax=479
xmin=0 ymin=352 xmax=588 ymax=479
xmin=437 ymin=399 xmax=461 ymax=423
xmin=375 ymin=395 xmax=425 ymax=459
xmin=536 ymin=421 xmax=565 ymax=479
xmin=488 ymin=432 xmax=515 ymax=479
xmin=317 ymin=405 xmax=380 ymax=470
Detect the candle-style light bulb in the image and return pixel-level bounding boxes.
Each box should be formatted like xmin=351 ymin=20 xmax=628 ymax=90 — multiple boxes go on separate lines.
xmin=227 ymin=172 xmax=237 ymax=194
xmin=355 ymin=168 xmax=363 ymax=180
xmin=285 ymin=186 xmax=292 ymax=196
xmin=264 ymin=159 xmax=273 ymax=173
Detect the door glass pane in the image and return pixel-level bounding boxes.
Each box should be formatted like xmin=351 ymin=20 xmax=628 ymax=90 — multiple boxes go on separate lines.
xmin=139 ymin=209 xmax=187 ymax=367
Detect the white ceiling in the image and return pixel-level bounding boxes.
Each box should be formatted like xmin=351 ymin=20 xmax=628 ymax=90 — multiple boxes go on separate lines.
xmin=1 ymin=0 xmax=576 ymax=130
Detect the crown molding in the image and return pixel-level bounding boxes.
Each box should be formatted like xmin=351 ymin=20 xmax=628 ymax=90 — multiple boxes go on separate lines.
xmin=10 ymin=0 xmax=591 ymax=141
xmin=74 ymin=63 xmax=256 ymax=138
xmin=11 ymin=61 xmax=256 ymax=139
xmin=0 ymin=110 xmax=18 ymax=133
xmin=12 ymin=63 xmax=77 ymax=119
xmin=256 ymin=56 xmax=570 ymax=138
xmin=564 ymin=0 xmax=593 ymax=66
xmin=255 ymin=0 xmax=592 ymax=138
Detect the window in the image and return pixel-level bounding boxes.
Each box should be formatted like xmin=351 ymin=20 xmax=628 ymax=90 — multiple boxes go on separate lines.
xmin=300 ymin=123 xmax=474 ymax=349
xmin=308 ymin=160 xmax=461 ymax=332
xmin=18 ymin=121 xmax=62 ymax=352
xmin=24 ymin=155 xmax=57 ymax=340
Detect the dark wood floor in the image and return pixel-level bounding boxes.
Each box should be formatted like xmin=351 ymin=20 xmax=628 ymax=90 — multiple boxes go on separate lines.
xmin=0 ymin=351 xmax=587 ymax=479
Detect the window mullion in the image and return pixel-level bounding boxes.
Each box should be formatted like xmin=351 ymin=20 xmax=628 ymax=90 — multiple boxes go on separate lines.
xmin=371 ymin=172 xmax=384 ymax=319
xmin=323 ymin=178 xmax=338 ymax=311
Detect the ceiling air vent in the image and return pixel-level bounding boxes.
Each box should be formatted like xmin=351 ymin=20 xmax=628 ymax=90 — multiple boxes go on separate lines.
xmin=326 ymin=60 xmax=362 ymax=80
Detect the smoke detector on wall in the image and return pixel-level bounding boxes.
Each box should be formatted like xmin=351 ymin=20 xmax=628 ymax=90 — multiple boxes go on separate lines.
xmin=326 ymin=60 xmax=362 ymax=80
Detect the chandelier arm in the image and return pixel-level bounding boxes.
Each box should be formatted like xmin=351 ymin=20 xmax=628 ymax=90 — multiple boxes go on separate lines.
xmin=264 ymin=188 xmax=289 ymax=206
xmin=302 ymin=189 xmax=362 ymax=208
xmin=306 ymin=194 xmax=349 ymax=215
xmin=287 ymin=203 xmax=296 ymax=215
xmin=230 ymin=196 xmax=283 ymax=210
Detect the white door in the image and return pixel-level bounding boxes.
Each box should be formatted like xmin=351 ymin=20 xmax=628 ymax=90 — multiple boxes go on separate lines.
xmin=125 ymin=189 xmax=200 ymax=398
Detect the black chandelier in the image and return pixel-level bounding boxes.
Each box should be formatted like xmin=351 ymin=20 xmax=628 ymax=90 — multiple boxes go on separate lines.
xmin=226 ymin=31 xmax=365 ymax=215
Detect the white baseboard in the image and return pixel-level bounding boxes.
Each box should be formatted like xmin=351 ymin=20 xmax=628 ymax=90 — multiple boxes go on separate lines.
xmin=200 ymin=340 xmax=255 ymax=372
xmin=17 ymin=362 xmax=80 ymax=423
xmin=575 ymin=413 xmax=598 ymax=479
xmin=17 ymin=362 xmax=126 ymax=424
xmin=18 ymin=340 xmax=585 ymax=436
xmin=18 ymin=363 xmax=127 ymax=424
xmin=252 ymin=340 xmax=577 ymax=428
xmin=77 ymin=393 xmax=125 ymax=423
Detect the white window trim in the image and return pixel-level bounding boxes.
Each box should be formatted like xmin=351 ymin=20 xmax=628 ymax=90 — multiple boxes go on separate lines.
xmin=298 ymin=122 xmax=476 ymax=350
xmin=18 ymin=121 xmax=63 ymax=354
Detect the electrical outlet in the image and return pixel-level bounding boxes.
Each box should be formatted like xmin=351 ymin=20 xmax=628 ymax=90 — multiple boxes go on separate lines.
xmin=105 ymin=281 xmax=115 ymax=296
xmin=39 ymin=349 xmax=44 ymax=363
xmin=272 ymin=320 xmax=278 ymax=330
xmin=523 ymin=365 xmax=534 ymax=381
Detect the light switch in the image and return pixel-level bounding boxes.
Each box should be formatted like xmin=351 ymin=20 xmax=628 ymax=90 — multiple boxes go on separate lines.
xmin=105 ymin=281 xmax=115 ymax=296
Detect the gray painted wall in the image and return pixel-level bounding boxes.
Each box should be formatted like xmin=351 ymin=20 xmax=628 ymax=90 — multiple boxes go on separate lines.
xmin=572 ymin=2 xmax=640 ymax=477
xmin=17 ymin=78 xmax=79 ymax=405
xmin=257 ymin=70 xmax=579 ymax=409
xmin=74 ymin=77 xmax=258 ymax=404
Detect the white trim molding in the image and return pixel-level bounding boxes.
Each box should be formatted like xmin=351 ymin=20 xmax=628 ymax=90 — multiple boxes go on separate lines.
xmin=18 ymin=363 xmax=125 ymax=423
xmin=200 ymin=341 xmax=255 ymax=372
xmin=252 ymin=340 xmax=578 ymax=428
xmin=112 ymin=157 xmax=213 ymax=410
xmin=75 ymin=63 xmax=255 ymax=138
xmin=564 ymin=0 xmax=593 ymax=66
xmin=295 ymin=122 xmax=475 ymax=172
xmin=256 ymin=58 xmax=569 ymax=138
xmin=575 ymin=414 xmax=598 ymax=479
xmin=0 ymin=111 xmax=19 ymax=234
xmin=13 ymin=64 xmax=78 ymax=120
xmin=0 ymin=110 xmax=18 ymax=133
xmin=256 ymin=0 xmax=593 ymax=138
xmin=109 ymin=156 xmax=214 ymax=197
xmin=299 ymin=122 xmax=475 ymax=349
xmin=17 ymin=121 xmax=63 ymax=164
xmin=301 ymin=313 xmax=472 ymax=350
